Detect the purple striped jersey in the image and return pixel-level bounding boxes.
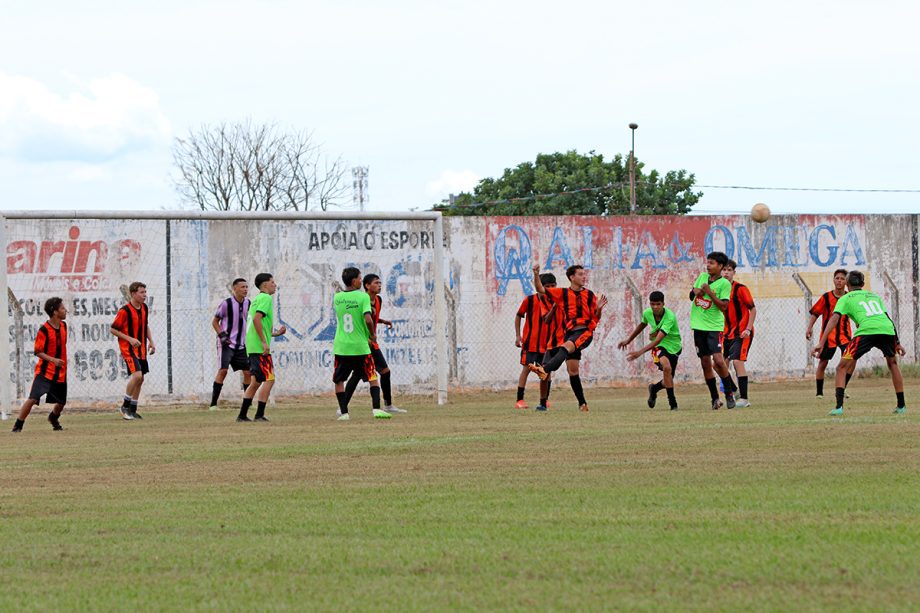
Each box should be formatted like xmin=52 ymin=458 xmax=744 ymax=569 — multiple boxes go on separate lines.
xmin=215 ymin=296 xmax=250 ymax=349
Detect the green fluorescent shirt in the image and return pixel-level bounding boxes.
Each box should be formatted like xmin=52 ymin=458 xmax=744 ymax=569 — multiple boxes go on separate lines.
xmin=246 ymin=292 xmax=273 ymax=354
xmin=333 ymin=290 xmax=372 ymax=355
xmin=690 ymin=273 xmax=731 ymax=331
xmin=833 ymin=289 xmax=895 ymax=337
xmin=642 ymin=307 xmax=682 ymax=354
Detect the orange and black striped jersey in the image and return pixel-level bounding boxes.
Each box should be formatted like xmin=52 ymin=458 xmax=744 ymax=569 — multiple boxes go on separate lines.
xmin=370 ymin=294 xmax=382 ymax=350
xmin=810 ymin=291 xmax=852 ymax=348
xmin=516 ymin=294 xmax=553 ymax=353
xmin=544 ymin=287 xmax=598 ymax=333
xmin=724 ymin=282 xmax=755 ymax=339
xmin=112 ymin=303 xmax=150 ymax=359
xmin=34 ymin=321 xmax=67 ymax=382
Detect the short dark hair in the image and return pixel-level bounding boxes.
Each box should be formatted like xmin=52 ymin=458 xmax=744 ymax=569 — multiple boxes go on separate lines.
xmin=833 ymin=268 xmax=848 ymax=278
xmin=847 ymin=270 xmax=865 ymax=288
xmin=342 ymin=267 xmax=361 ymax=287
xmin=362 ymin=273 xmax=380 ymax=288
xmin=565 ymin=265 xmax=584 ymax=280
xmin=232 ymin=278 xmax=247 ymax=286
xmin=540 ymin=273 xmax=557 ymax=286
xmin=254 ymin=273 xmax=273 ymax=289
xmin=128 ymin=281 xmax=146 ymax=294
xmin=725 ymin=259 xmax=737 ymax=270
xmin=649 ymin=291 xmax=664 ymax=303
xmin=44 ymin=297 xmax=63 ymax=317
xmin=706 ymin=252 xmax=728 ymax=266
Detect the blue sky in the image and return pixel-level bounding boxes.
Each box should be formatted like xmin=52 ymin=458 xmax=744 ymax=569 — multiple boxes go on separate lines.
xmin=1 ymin=0 xmax=918 ymax=215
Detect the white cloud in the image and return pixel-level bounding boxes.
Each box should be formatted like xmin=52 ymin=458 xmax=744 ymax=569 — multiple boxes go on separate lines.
xmin=0 ymin=72 xmax=171 ymax=163
xmin=425 ymin=169 xmax=480 ymax=198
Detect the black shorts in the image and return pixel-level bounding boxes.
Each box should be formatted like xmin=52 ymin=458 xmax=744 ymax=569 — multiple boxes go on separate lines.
xmin=125 ymin=357 xmax=149 ymax=375
xmin=818 ymin=343 xmax=847 ymax=361
xmin=248 ymin=354 xmax=275 ymax=383
xmin=333 ymin=354 xmax=377 ymax=384
xmin=221 ymin=345 xmax=250 ymax=371
xmin=520 ymin=350 xmax=545 ymax=366
xmin=654 ymin=348 xmax=681 ymax=373
xmin=28 ymin=377 xmax=67 ymax=405
xmin=842 ymin=335 xmax=897 ymax=361
xmin=723 ymin=333 xmax=754 ymax=361
xmin=371 ymin=346 xmax=389 ymax=372
xmin=693 ymin=330 xmax=722 ymax=358
xmin=561 ymin=328 xmax=593 ymax=361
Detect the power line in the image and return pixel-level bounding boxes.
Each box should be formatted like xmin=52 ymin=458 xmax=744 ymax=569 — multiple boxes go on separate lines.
xmin=697 ymin=184 xmax=920 ymax=193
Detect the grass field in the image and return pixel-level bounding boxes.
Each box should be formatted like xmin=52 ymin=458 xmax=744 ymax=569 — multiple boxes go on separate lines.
xmin=1 ymin=378 xmax=919 ymax=611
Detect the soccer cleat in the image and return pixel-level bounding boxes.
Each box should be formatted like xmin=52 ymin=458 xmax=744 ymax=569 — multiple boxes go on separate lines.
xmin=254 ymin=416 xmax=270 ymax=422
xmin=514 ymin=400 xmax=528 ymax=410
xmin=236 ymin=416 xmax=252 ymax=422
xmin=535 ymin=404 xmax=547 ymax=412
xmin=48 ymin=414 xmax=63 ymax=431
xmin=725 ymin=393 xmax=736 ymax=409
xmin=711 ymin=398 xmax=723 ymax=410
xmin=372 ymin=409 xmax=392 ymax=419
xmin=120 ymin=407 xmax=134 ymax=420
xmin=670 ymin=405 xmax=679 ymax=411
xmin=527 ymin=363 xmax=549 ymax=381
xmin=734 ymin=399 xmax=752 ymax=408
xmin=11 ymin=420 xmax=23 ymax=433
xmin=579 ymin=404 xmax=589 ymax=412
xmin=828 ymin=407 xmax=843 ymax=416
xmin=208 ymin=405 xmax=219 ymax=411
xmin=131 ymin=412 xmax=143 ymax=420
xmin=384 ymin=405 xmax=408 ymax=414
xmin=545 ymin=401 xmax=552 ymax=409
xmin=893 ymin=407 xmax=906 ymax=415
xmin=647 ymin=384 xmax=657 ymax=408
xmin=816 ymin=394 xmax=824 ymax=399
xmin=337 ymin=413 xmax=350 ymax=421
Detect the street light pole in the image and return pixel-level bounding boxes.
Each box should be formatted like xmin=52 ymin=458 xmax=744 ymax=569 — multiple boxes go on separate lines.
xmin=628 ymin=123 xmax=638 ymax=214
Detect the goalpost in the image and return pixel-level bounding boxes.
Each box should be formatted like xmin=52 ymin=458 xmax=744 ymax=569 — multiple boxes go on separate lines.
xmin=0 ymin=210 xmax=449 ymax=414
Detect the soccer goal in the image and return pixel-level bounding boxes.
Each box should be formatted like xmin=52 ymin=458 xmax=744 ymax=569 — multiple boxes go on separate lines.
xmin=0 ymin=210 xmax=449 ymax=416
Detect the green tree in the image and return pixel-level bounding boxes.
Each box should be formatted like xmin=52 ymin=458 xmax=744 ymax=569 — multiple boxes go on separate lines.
xmin=434 ymin=150 xmax=701 ymax=216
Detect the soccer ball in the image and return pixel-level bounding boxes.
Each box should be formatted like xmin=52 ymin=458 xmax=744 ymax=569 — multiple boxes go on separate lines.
xmin=751 ymin=202 xmax=771 ymax=223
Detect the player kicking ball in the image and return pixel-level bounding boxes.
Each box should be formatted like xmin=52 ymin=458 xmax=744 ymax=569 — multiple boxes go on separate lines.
xmin=618 ymin=291 xmax=682 ymax=410
xmin=813 ymin=270 xmax=907 ymax=415
xmin=12 ymin=298 xmax=68 ymax=433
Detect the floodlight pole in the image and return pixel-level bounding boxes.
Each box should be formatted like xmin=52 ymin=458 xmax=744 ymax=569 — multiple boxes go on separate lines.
xmin=628 ymin=123 xmax=638 ymax=214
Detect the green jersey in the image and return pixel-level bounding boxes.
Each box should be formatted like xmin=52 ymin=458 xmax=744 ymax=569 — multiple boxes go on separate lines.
xmin=246 ymin=292 xmax=274 ymax=354
xmin=642 ymin=307 xmax=682 ymax=354
xmin=833 ymin=289 xmax=895 ymax=337
xmin=690 ymin=272 xmax=731 ymax=331
xmin=333 ymin=290 xmax=372 ymax=356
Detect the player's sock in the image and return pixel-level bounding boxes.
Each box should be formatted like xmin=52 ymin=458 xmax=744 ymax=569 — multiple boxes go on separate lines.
xmin=335 ymin=391 xmax=348 ymax=414
xmin=896 ymin=392 xmax=905 ymax=408
xmin=546 ymin=380 xmax=552 ymax=396
xmin=651 ymin=381 xmax=665 ymax=393
xmin=666 ymin=387 xmax=677 ymax=408
xmin=543 ymin=348 xmax=570 ymax=373
xmin=254 ymin=401 xmax=267 ymax=419
xmin=241 ymin=383 xmax=248 ymax=392
xmin=381 ymin=372 xmax=393 ymax=406
xmin=738 ymin=376 xmax=749 ymax=399
xmin=835 ymin=387 xmax=845 ymax=409
xmin=516 ymin=386 xmax=525 ymax=401
xmin=344 ymin=374 xmax=360 ymax=406
xmin=845 ymin=372 xmax=853 ymax=387
xmin=720 ymin=376 xmax=735 ymax=397
xmin=539 ymin=395 xmax=548 ymax=406
xmin=569 ymin=375 xmax=587 ymax=406
xmin=210 ymin=382 xmax=223 ymax=407
xmin=816 ymin=378 xmax=824 ymax=396
xmin=705 ymin=377 xmax=718 ymax=401
xmin=122 ymin=395 xmax=132 ymax=408
xmin=130 ymin=400 xmax=139 ymax=415
xmin=238 ymin=397 xmax=252 ymax=419
xmin=12 ymin=419 xmax=24 ymax=432
xmin=370 ymin=386 xmax=381 ymax=409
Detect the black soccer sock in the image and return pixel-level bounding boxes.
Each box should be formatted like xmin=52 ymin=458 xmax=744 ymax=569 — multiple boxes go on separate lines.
xmin=370 ymin=386 xmax=381 ymax=409
xmin=130 ymin=400 xmax=138 ymax=415
xmin=666 ymin=387 xmax=677 ymax=407
xmin=544 ymin=348 xmax=570 ymax=373
xmin=720 ymin=376 xmax=736 ymax=397
xmin=254 ymin=401 xmax=267 ymax=418
xmin=540 ymin=395 xmax=548 ymax=406
xmin=241 ymin=382 xmax=248 ymax=392
xmin=835 ymin=387 xmax=845 ymax=409
xmin=344 ymin=374 xmax=361 ymax=406
xmin=210 ymin=382 xmax=223 ymax=406
xmin=238 ymin=397 xmax=253 ymax=419
xmin=546 ymin=380 xmax=552 ymax=396
xmin=738 ymin=376 xmax=749 ymax=399
xmin=896 ymin=392 xmax=905 ymax=408
xmin=516 ymin=386 xmax=525 ymax=401
xmin=122 ymin=395 xmax=132 ymax=408
xmin=569 ymin=375 xmax=587 ymax=406
xmin=816 ymin=378 xmax=824 ymax=396
xmin=381 ymin=372 xmax=392 ymax=406
xmin=336 ymin=391 xmax=348 ymax=414
xmin=651 ymin=380 xmax=665 ymax=393
xmin=845 ymin=372 xmax=853 ymax=388
xmin=13 ymin=419 xmax=24 ymax=430
xmin=705 ymin=377 xmax=718 ymax=401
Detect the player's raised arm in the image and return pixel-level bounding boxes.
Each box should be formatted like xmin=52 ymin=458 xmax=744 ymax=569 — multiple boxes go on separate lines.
xmin=532 ymin=265 xmax=546 ymax=295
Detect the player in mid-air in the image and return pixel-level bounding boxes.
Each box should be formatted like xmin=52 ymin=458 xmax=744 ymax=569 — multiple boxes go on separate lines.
xmin=342 ymin=273 xmax=406 ymax=414
xmin=721 ymin=259 xmax=756 ymax=407
xmin=618 ymin=291 xmax=682 ymax=410
xmin=813 ymin=270 xmax=906 ymax=415
xmin=689 ymin=252 xmax=736 ymax=410
xmin=12 ymin=297 xmax=69 ymax=432
xmin=806 ymin=269 xmax=855 ymax=398
xmin=236 ymin=273 xmax=286 ymax=422
xmin=111 ymin=281 xmax=155 ymax=420
xmin=209 ymin=278 xmax=252 ymax=410
xmin=333 ymin=267 xmax=390 ymax=421
xmin=528 ymin=264 xmax=607 ymax=412
xmin=513 ymin=273 xmax=556 ymax=410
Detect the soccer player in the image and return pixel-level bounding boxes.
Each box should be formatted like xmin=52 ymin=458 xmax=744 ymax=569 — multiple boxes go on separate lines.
xmin=333 ymin=267 xmax=390 ymax=421
xmin=11 ymin=297 xmax=68 ymax=433
xmin=513 ymin=273 xmax=556 ymax=410
xmin=806 ymin=269 xmax=855 ymax=398
xmin=111 ymin=281 xmax=155 ymax=420
xmin=528 ymin=264 xmax=608 ymax=412
xmin=209 ymin=278 xmax=252 ymax=410
xmin=813 ymin=270 xmax=907 ymax=415
xmin=342 ymin=273 xmax=407 ymax=414
xmin=689 ymin=252 xmax=736 ymax=410
xmin=721 ymin=259 xmax=756 ymax=407
xmin=236 ymin=273 xmax=286 ymax=422
xmin=618 ymin=291 xmax=682 ymax=410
